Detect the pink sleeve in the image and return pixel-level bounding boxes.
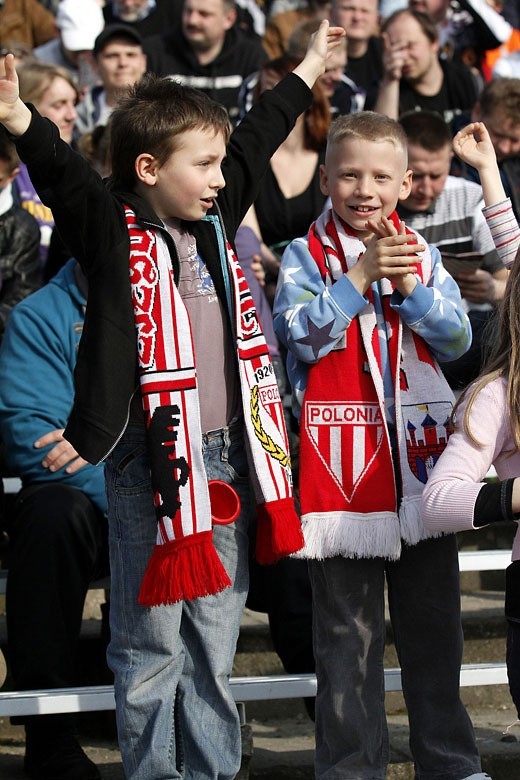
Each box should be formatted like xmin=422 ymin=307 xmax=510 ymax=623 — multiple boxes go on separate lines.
xmin=483 ymin=199 xmax=520 ymax=268
xmin=421 ymin=380 xmax=507 ymax=532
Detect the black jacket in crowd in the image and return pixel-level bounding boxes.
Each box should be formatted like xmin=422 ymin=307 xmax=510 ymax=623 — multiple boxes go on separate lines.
xmin=144 ymin=24 xmax=267 ymax=122
xmin=0 ymin=202 xmax=40 ymax=339
xmin=14 ymin=73 xmax=311 ymax=465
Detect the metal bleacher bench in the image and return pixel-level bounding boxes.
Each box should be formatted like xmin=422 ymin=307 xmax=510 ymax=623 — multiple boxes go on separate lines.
xmin=0 ymin=470 xmax=512 ymax=718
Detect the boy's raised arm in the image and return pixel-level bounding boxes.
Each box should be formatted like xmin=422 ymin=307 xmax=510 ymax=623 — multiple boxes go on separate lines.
xmin=292 ymin=19 xmax=346 ymax=90
xmin=0 ymin=54 xmax=32 ymax=137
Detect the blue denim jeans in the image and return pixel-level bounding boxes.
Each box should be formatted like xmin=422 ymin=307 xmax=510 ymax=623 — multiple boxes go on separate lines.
xmin=309 ymin=535 xmax=482 ymax=780
xmin=105 ymin=420 xmax=251 ymax=780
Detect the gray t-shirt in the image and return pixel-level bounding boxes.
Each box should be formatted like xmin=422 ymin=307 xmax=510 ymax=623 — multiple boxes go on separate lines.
xmin=166 ymin=220 xmax=240 ymax=433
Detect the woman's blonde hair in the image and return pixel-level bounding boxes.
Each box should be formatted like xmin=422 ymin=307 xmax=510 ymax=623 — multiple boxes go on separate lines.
xmin=17 ymin=61 xmax=79 ymax=107
xmin=455 ymin=247 xmax=520 ymax=448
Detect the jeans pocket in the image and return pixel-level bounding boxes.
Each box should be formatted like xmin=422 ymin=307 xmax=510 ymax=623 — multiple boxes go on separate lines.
xmin=111 ymin=442 xmax=150 ymax=496
xmin=225 ymin=436 xmax=249 ymax=484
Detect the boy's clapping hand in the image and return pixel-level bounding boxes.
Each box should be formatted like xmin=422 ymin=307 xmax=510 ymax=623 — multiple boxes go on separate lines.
xmin=349 ymin=216 xmax=423 ymax=297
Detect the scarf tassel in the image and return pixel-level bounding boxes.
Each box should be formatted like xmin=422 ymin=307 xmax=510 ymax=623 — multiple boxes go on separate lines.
xmin=138 ymin=530 xmax=232 ymax=607
xmin=255 ymin=498 xmax=305 ymax=565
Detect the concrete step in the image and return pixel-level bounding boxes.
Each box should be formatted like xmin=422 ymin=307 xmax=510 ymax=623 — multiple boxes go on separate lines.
xmin=0 ymin=589 xmax=518 ymax=778
xmin=1 ymin=708 xmax=519 ymax=779
xmin=0 ymin=516 xmax=516 ymax=778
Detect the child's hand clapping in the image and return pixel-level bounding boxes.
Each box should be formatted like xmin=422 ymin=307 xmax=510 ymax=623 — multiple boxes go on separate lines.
xmin=349 ymin=216 xmax=423 ymax=297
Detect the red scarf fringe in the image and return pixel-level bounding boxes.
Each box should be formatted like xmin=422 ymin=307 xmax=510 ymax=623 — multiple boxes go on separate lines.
xmin=138 ymin=531 xmax=232 ymax=607
xmin=255 ymin=498 xmax=304 ymax=565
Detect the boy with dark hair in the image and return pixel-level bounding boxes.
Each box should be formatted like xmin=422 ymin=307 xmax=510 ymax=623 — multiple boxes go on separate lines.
xmin=0 ymin=20 xmax=345 ymax=780
xmin=0 ymin=130 xmax=40 ymax=340
xmin=273 ymin=110 xmax=490 ymax=780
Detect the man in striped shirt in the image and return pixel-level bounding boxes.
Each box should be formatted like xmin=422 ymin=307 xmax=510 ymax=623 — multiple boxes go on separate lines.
xmin=398 ymin=109 xmax=509 ymax=390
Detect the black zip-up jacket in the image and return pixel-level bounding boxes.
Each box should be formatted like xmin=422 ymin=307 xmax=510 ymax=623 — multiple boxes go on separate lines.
xmin=14 ymin=73 xmax=311 ymax=465
xmin=0 ymin=202 xmax=41 ymax=339
xmin=103 ymin=0 xmax=183 ymax=38
xmin=144 ymin=25 xmax=267 ymax=122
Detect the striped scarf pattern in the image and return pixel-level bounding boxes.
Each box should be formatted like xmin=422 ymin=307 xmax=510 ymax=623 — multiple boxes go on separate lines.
xmin=299 ymin=208 xmax=454 ymax=560
xmin=126 ymin=207 xmax=303 ymax=606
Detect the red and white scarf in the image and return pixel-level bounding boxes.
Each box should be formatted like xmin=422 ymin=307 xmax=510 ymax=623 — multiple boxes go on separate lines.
xmin=125 ymin=207 xmax=303 ymax=606
xmin=299 ymin=208 xmax=454 ymax=560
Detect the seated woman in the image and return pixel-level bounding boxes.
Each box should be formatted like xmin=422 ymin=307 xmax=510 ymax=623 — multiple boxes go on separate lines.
xmin=14 ymin=61 xmax=79 ymax=268
xmin=240 ymin=53 xmax=331 ymax=305
xmin=240 ymin=56 xmax=331 ymax=718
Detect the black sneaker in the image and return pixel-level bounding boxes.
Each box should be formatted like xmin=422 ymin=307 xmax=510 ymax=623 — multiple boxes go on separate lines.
xmin=24 ymin=731 xmax=101 ymax=780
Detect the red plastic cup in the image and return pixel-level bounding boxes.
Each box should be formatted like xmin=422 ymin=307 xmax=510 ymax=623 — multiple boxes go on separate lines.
xmin=208 ymin=480 xmax=241 ymax=525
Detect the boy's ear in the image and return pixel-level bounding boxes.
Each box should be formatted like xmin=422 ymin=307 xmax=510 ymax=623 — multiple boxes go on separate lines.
xmin=398 ymin=168 xmax=413 ymax=202
xmin=319 ymin=163 xmax=330 ymax=197
xmin=135 ymin=153 xmax=158 ymax=186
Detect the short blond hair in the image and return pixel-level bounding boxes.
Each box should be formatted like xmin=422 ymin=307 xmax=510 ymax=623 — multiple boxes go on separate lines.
xmin=326 ymin=111 xmax=408 ymax=166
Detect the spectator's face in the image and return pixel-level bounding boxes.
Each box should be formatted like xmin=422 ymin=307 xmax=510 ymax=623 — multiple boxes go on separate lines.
xmin=319 ymin=45 xmax=347 ymax=98
xmin=36 ymin=76 xmax=78 ymax=144
xmin=479 ymin=110 xmax=520 ymax=162
xmin=408 ymin=0 xmax=451 ymax=23
xmin=402 ymin=142 xmax=451 ymax=212
xmin=320 ymin=137 xmax=412 ymax=240
xmin=385 ymin=14 xmax=438 ymax=83
xmin=114 ymin=0 xmax=150 ymax=22
xmin=96 ymin=39 xmax=147 ymax=91
xmin=140 ymin=127 xmax=226 ymax=222
xmin=332 ymin=0 xmax=378 ymax=44
xmin=182 ymin=0 xmax=236 ymax=53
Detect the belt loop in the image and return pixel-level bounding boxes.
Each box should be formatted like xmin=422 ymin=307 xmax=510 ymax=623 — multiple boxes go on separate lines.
xmin=221 ymin=425 xmax=231 ymax=462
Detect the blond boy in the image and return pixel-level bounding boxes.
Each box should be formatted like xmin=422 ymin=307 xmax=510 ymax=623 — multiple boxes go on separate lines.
xmin=273 ymin=112 xmax=490 ymax=780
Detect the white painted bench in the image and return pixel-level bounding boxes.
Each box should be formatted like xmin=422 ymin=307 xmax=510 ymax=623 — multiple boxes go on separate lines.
xmin=0 ymin=662 xmax=510 ymax=718
xmin=0 ymin=469 xmax=512 ymax=718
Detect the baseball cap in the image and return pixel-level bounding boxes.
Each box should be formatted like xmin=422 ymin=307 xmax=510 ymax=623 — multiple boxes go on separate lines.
xmin=56 ymin=0 xmax=105 ymax=52
xmin=93 ymin=24 xmax=144 ymax=57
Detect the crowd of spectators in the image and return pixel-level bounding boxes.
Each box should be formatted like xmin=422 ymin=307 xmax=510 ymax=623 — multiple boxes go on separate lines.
xmin=0 ymin=1 xmax=519 ymax=778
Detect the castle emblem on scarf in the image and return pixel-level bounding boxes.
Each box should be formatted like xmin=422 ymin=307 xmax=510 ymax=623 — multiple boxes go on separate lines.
xmin=251 ymin=385 xmax=290 ymax=469
xmin=404 ymin=402 xmax=453 ymax=484
xmin=304 ymin=402 xmax=384 ymax=502
xmin=129 ymin=229 xmax=159 ymax=369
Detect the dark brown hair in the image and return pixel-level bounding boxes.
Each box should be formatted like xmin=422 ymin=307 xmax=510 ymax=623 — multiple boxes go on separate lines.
xmin=0 ymin=127 xmax=20 ymax=171
xmin=399 ymin=110 xmax=452 ymax=151
xmin=477 ymin=77 xmax=520 ymax=125
xmin=109 ymin=73 xmax=232 ymax=191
